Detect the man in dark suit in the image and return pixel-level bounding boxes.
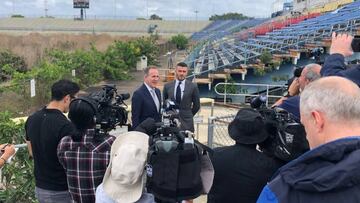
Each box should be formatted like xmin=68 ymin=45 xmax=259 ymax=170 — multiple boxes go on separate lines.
xmin=131 ymin=66 xmax=161 ymax=129
xmin=163 ymin=62 xmax=200 ymax=132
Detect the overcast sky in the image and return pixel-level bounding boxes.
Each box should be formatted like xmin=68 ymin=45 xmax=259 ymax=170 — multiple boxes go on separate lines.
xmin=0 ymin=0 xmax=275 ymax=20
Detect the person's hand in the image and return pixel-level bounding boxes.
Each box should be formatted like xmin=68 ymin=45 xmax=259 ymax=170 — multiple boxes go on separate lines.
xmin=272 ymin=97 xmax=287 ymax=107
xmin=288 ymin=78 xmax=300 ymax=96
xmin=330 ymin=32 xmax=354 ymax=57
xmin=0 ymin=144 xmax=15 ymax=160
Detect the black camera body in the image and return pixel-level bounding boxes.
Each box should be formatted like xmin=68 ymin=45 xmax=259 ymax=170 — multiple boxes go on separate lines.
xmin=150 ymin=100 xmax=194 ymax=153
xmin=251 ymin=96 xmax=309 ymax=162
xmin=87 ymin=84 xmax=129 ymax=135
xmin=352 ymin=35 xmax=360 ymax=52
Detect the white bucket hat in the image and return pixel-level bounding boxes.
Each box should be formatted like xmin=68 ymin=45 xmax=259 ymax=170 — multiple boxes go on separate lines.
xmin=102 ymin=131 xmax=149 ymax=203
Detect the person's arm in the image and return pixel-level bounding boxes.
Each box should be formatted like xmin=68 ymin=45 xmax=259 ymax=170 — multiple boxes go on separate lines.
xmin=162 ymin=84 xmax=168 ymax=108
xmin=272 ymin=78 xmax=299 ymax=107
xmin=24 ymin=121 xmax=33 ymax=158
xmin=191 ymin=84 xmax=200 ymax=115
xmin=0 ymin=144 xmax=15 ymax=167
xmin=131 ymin=91 xmax=142 ymax=129
xmin=26 ymin=141 xmax=33 ymax=158
xmin=321 ymin=32 xmax=353 ymax=77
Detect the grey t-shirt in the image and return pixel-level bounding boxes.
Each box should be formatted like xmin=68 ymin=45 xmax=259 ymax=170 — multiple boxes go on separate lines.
xmin=95 ymin=183 xmax=155 ymax=203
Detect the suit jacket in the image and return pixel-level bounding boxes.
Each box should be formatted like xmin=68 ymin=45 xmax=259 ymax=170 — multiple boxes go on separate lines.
xmin=132 ymin=84 xmax=161 ymax=129
xmin=163 ymin=79 xmax=200 ymax=132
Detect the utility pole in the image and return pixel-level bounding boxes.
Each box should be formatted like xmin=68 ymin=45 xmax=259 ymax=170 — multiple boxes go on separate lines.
xmin=146 ymin=0 xmax=149 ymax=19
xmin=114 ymin=0 xmax=117 ymax=19
xmin=12 ymin=0 xmax=15 ymax=15
xmin=44 ymin=0 xmax=48 ymax=17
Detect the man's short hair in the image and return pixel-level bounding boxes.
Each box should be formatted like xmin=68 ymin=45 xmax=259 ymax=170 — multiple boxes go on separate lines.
xmin=176 ymin=62 xmax=188 ymax=68
xmin=144 ymin=66 xmax=158 ymax=76
xmin=304 ymin=64 xmax=321 ymax=82
xmin=300 ymin=77 xmax=360 ymax=123
xmin=51 ymin=79 xmax=80 ymax=101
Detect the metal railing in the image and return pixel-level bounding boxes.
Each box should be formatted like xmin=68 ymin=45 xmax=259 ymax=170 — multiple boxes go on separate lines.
xmin=214 ymin=82 xmax=287 ymax=106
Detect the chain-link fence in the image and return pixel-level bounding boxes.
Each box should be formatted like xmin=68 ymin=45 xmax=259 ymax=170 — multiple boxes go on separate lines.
xmin=208 ymin=115 xmax=235 ymax=148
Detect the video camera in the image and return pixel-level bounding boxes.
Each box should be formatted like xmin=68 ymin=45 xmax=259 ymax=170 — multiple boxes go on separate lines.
xmin=87 ymin=84 xmax=130 ymax=135
xmin=251 ymin=95 xmax=309 ymax=162
xmin=150 ymin=100 xmax=194 ymax=153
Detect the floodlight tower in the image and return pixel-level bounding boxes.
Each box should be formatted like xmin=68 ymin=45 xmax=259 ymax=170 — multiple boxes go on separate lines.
xmin=194 ymin=10 xmax=199 ymax=21
xmin=44 ymin=0 xmax=48 ymax=17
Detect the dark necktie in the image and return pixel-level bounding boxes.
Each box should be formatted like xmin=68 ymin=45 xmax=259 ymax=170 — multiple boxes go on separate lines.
xmin=176 ymin=81 xmax=182 ymax=104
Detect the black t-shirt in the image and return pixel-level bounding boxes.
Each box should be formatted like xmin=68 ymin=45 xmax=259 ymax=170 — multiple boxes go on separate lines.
xmin=208 ymin=144 xmax=285 ymax=203
xmin=25 ymin=107 xmax=75 ymax=191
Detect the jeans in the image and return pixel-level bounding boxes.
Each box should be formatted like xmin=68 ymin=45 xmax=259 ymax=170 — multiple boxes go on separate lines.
xmin=35 ymin=187 xmax=72 ymax=203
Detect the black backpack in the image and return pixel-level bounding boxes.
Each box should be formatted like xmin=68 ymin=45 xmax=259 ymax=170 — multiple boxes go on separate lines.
xmin=145 ymin=127 xmax=205 ymax=202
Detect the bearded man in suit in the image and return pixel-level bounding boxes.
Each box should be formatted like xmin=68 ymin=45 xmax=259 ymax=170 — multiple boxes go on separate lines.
xmin=163 ymin=62 xmax=200 ymax=132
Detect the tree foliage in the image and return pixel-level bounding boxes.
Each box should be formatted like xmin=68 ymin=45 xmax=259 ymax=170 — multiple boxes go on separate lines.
xmin=171 ymin=34 xmax=189 ymax=50
xmin=259 ymin=51 xmax=272 ymax=65
xmin=149 ymin=14 xmax=162 ymax=20
xmin=0 ymin=51 xmax=27 ymax=81
xmin=209 ymin=12 xmax=253 ymax=21
xmin=1 ymin=36 xmax=159 ymax=114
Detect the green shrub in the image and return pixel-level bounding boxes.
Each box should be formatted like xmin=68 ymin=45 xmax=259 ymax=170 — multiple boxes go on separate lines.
xmin=171 ymin=34 xmax=189 ymax=50
xmin=0 ymin=111 xmax=35 ymax=202
xmin=0 ymin=51 xmax=27 ymax=81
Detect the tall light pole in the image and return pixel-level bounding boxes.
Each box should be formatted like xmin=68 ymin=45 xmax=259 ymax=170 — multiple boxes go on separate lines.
xmin=44 ymin=0 xmax=48 ymax=17
xmin=146 ymin=0 xmax=149 ymax=19
xmin=12 ymin=0 xmax=15 ymax=15
xmin=194 ymin=10 xmax=199 ymax=21
xmin=114 ymin=0 xmax=117 ymax=18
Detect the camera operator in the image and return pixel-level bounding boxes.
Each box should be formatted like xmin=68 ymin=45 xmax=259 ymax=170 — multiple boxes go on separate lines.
xmin=272 ymin=67 xmax=303 ymax=107
xmin=57 ymin=97 xmax=115 ymax=203
xmin=0 ymin=144 xmax=15 ymax=168
xmin=25 ymin=79 xmax=80 ymax=203
xmin=321 ymin=32 xmax=360 ymax=86
xmin=208 ymin=108 xmax=285 ymax=203
xmin=273 ymin=63 xmax=321 ymax=120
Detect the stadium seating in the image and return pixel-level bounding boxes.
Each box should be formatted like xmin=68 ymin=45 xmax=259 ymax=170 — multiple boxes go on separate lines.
xmin=186 ymin=0 xmax=360 ymax=78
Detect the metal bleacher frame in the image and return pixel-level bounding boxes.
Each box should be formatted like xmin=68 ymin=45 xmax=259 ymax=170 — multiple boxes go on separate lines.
xmin=186 ymin=0 xmax=360 ymax=78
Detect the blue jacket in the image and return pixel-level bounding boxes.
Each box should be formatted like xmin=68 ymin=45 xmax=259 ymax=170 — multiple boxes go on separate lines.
xmin=278 ymin=96 xmax=300 ymax=121
xmin=321 ymin=53 xmax=360 ymax=87
xmin=257 ymin=137 xmax=360 ymax=203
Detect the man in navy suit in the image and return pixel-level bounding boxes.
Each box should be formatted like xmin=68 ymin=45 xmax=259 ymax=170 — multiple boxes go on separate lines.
xmin=131 ymin=66 xmax=161 ymax=129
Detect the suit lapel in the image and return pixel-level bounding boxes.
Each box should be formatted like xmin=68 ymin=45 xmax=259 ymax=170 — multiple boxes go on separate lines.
xmin=142 ymin=84 xmax=159 ymax=112
xmin=169 ymin=81 xmax=176 ymax=101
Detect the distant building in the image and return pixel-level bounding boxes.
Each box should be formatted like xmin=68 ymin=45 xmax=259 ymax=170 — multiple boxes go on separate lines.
xmin=271 ymin=0 xmax=293 ymax=18
xmin=293 ymin=0 xmax=348 ymax=13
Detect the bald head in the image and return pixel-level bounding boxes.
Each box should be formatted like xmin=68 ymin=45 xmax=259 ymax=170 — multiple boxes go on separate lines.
xmin=300 ymin=76 xmax=360 ymax=148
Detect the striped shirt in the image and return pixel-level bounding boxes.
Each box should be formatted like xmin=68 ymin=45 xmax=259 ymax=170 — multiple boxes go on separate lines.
xmin=57 ymin=129 xmax=115 ymax=203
